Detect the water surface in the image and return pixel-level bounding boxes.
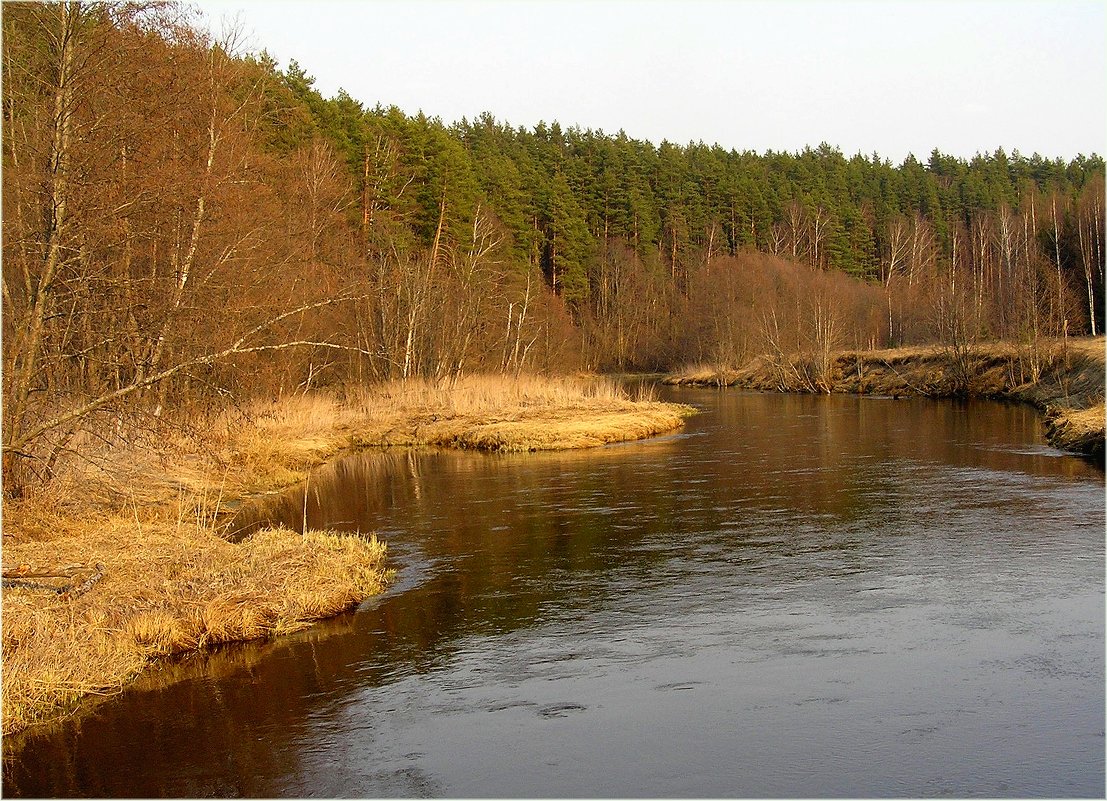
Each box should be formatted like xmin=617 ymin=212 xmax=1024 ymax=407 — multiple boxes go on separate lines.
xmin=3 ymin=390 xmax=1103 ymax=797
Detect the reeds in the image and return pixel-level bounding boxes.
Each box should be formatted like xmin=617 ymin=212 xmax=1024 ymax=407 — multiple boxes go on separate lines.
xmin=119 ymin=374 xmax=691 ymax=510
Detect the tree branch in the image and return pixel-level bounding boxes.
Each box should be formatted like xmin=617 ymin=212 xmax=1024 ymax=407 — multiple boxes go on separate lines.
xmin=4 ymin=295 xmax=368 ymax=455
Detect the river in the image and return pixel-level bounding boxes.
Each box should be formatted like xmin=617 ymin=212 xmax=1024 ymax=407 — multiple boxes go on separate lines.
xmin=3 ymin=389 xmax=1104 ymax=797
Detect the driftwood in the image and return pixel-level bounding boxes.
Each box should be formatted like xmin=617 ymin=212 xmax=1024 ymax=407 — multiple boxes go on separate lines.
xmin=2 ymin=562 xmax=105 ymax=598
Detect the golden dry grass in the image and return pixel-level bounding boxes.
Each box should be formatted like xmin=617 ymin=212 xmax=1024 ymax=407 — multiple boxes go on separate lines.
xmin=1053 ymin=402 xmax=1107 ymax=436
xmin=2 ymin=373 xmax=692 ymax=735
xmin=451 ymin=408 xmax=690 ymax=451
xmin=670 ymin=338 xmax=1103 ymax=386
xmin=60 ymin=374 xmax=692 ymax=514
xmin=1043 ymin=401 xmax=1106 ymax=462
xmin=1 ymin=510 xmax=389 ymax=735
xmin=661 ymin=363 xmax=740 ymax=387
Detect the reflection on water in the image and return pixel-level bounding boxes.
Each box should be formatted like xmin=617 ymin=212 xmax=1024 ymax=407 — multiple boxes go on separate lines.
xmin=4 ymin=390 xmax=1103 ymax=797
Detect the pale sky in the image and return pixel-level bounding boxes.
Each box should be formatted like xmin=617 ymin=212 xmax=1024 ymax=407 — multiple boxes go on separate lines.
xmin=191 ymin=0 xmax=1106 ymax=162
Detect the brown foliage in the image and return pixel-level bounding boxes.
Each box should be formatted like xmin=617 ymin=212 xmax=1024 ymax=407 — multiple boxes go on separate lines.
xmin=2 ymin=5 xmax=356 ymax=490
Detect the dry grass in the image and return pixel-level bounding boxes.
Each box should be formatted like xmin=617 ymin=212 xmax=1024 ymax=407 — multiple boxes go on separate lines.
xmin=1 ymin=509 xmax=389 ymax=735
xmin=341 ymin=374 xmax=692 ymax=452
xmin=58 ymin=374 xmax=693 ymax=515
xmin=662 ymin=363 xmax=740 ymax=387
xmin=1043 ymin=401 xmax=1106 ymax=463
xmin=2 ymin=373 xmax=692 ymax=735
xmin=1052 ymin=402 xmax=1107 ymax=436
xmin=450 ymin=408 xmax=690 ymax=451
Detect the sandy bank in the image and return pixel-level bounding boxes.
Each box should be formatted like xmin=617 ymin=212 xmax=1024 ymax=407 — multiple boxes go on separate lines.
xmin=2 ymin=375 xmax=694 ymax=735
xmin=666 ymin=339 xmax=1104 ymax=462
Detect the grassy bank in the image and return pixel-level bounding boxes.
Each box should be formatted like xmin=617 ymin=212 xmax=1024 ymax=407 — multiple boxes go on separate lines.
xmin=60 ymin=374 xmax=693 ymax=513
xmin=666 ymin=338 xmax=1105 ymax=462
xmin=2 ymin=375 xmax=694 ymax=736
xmin=2 ymin=518 xmax=389 ymax=736
xmin=1042 ymin=402 xmax=1106 ymax=462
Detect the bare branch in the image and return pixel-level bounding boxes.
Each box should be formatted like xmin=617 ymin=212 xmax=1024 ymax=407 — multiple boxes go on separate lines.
xmin=4 ymin=296 xmax=367 ymax=454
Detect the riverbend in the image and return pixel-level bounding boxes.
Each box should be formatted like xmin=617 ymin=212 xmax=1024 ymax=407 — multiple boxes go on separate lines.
xmin=1 ymin=375 xmax=691 ymax=736
xmin=4 ymin=388 xmax=1102 ymax=797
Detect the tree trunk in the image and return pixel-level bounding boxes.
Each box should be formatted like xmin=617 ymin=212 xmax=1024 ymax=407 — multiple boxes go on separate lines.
xmin=6 ymin=2 xmax=80 ymax=448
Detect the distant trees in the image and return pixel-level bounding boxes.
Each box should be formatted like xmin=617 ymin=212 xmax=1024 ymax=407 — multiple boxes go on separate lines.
xmin=435 ymin=119 xmax=1103 ymax=356
xmin=3 ymin=0 xmax=1104 ymax=491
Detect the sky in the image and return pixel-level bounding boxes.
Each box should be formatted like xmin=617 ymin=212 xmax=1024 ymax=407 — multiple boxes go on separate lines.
xmin=191 ymin=0 xmax=1106 ymax=163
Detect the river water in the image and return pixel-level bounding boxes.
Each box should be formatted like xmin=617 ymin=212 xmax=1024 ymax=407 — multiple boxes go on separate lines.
xmin=3 ymin=389 xmax=1104 ymax=798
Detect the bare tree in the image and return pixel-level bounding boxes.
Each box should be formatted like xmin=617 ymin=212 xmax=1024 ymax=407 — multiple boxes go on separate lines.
xmin=807 ymin=206 xmax=832 ymax=270
xmin=1076 ymin=177 xmax=1104 ymax=337
xmin=4 ymin=2 xmax=86 ymax=450
xmin=784 ymin=200 xmax=807 ymax=262
xmin=2 ymin=5 xmax=361 ymax=490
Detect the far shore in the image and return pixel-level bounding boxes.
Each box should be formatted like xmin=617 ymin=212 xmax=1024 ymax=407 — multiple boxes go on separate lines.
xmin=1 ymin=375 xmax=694 ymax=737
xmin=665 ymin=337 xmax=1105 ymax=463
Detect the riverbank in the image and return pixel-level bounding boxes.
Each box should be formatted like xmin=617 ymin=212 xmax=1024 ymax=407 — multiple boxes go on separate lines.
xmin=2 ymin=375 xmax=694 ymax=735
xmin=665 ymin=338 xmax=1104 ymax=462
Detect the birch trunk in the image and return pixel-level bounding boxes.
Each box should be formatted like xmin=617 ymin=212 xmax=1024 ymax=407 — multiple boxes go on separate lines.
xmin=6 ymin=2 xmax=80 ymax=447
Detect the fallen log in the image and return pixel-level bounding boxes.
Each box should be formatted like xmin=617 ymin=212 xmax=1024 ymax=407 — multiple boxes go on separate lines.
xmin=2 ymin=562 xmax=105 ymax=597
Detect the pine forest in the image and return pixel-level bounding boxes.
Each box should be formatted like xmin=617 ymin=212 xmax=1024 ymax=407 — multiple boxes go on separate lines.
xmin=3 ymin=2 xmax=1104 ymax=479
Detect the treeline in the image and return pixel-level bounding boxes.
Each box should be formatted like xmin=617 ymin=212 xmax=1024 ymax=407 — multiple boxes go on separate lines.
xmin=273 ymin=54 xmax=1104 ymax=365
xmin=2 ymin=2 xmax=1104 ymax=486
